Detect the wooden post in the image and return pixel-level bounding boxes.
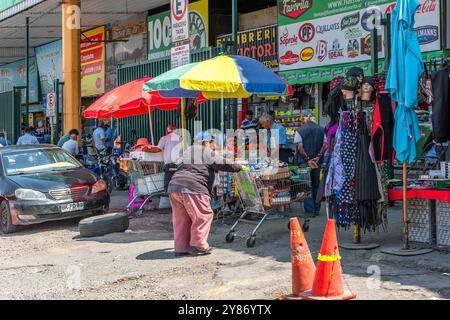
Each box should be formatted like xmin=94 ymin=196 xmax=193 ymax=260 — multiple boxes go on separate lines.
xmin=402 ymin=161 xmax=410 ymax=250
xmin=353 ymin=225 xmax=361 ymax=244
xmin=62 ymin=0 xmax=81 ymax=138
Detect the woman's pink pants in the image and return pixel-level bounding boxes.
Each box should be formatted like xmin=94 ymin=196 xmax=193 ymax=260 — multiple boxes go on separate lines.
xmin=169 ymin=192 xmax=213 ymax=253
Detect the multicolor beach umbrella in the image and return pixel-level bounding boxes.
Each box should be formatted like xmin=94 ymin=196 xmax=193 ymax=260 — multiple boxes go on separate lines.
xmin=143 ymin=55 xmax=291 ymax=99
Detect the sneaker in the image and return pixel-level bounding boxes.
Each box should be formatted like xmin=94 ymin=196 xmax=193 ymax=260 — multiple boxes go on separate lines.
xmin=189 ymin=247 xmax=213 ymax=256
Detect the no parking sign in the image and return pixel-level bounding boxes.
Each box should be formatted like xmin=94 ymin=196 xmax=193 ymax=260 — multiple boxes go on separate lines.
xmin=46 ymin=92 xmax=56 ymax=117
xmin=171 ymin=0 xmax=189 ymax=42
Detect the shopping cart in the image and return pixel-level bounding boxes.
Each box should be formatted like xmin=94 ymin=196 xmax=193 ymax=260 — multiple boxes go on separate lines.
xmin=225 ymin=166 xmax=311 ymax=247
xmin=127 ymin=160 xmax=165 ymax=216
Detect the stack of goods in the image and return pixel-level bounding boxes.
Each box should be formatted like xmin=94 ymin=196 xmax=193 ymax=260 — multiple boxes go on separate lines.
xmin=262 ymin=179 xmax=292 ymax=207
xmin=407 ymin=199 xmax=436 ymax=245
xmin=436 ymin=201 xmax=450 ymax=247
xmin=217 ymin=172 xmax=236 ymax=198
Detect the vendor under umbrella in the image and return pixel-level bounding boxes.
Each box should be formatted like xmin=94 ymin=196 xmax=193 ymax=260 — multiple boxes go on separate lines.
xmin=168 ymin=131 xmax=243 ymax=256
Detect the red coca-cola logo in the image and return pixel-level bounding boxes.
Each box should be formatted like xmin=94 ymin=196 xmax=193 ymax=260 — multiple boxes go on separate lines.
xmin=385 ymin=0 xmax=436 ymax=15
xmin=280 ymin=50 xmax=300 ymax=65
xmin=279 ymin=27 xmax=299 ymax=46
xmin=279 ymin=0 xmax=313 ymax=20
xmin=417 ymin=0 xmax=436 ymax=13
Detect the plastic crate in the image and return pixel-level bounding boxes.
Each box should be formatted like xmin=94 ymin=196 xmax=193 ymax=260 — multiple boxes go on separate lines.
xmin=436 ymin=201 xmax=450 ymax=247
xmin=407 ymin=199 xmax=436 ymax=245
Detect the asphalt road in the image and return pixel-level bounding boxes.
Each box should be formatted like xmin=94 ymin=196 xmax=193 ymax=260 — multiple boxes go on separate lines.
xmin=0 ymin=191 xmax=449 ymax=300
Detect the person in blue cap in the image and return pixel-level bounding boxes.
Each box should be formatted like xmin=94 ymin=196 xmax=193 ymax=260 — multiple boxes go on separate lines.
xmin=167 ymin=131 xmax=244 ymax=256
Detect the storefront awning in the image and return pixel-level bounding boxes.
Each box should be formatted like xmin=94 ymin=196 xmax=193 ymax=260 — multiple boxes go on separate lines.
xmin=0 ymin=0 xmax=168 ymax=65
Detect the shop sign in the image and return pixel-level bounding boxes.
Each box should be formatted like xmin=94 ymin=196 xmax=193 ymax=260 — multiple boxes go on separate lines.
xmin=280 ymin=50 xmax=300 ymax=65
xmin=279 ymin=27 xmax=299 ymax=46
xmin=0 ymin=0 xmax=25 ymax=12
xmin=80 ymin=26 xmax=105 ymax=97
xmin=171 ymin=0 xmax=189 ymax=42
xmin=171 ymin=41 xmax=190 ymax=69
xmin=35 ymin=40 xmax=63 ymax=96
xmin=315 ymin=40 xmax=327 ymax=62
xmin=316 ymin=22 xmax=340 ymax=34
xmin=341 ymin=12 xmax=359 ymax=30
xmin=111 ymin=21 xmax=146 ymax=40
xmin=298 ymin=23 xmax=315 ymax=42
xmin=278 ymin=0 xmax=389 ymax=25
xmin=217 ymin=25 xmax=278 ymax=70
xmin=415 ymin=25 xmax=439 ymax=45
xmin=361 ymin=7 xmax=382 ymax=32
xmin=347 ymin=39 xmax=360 ymax=58
xmin=0 ymin=57 xmax=39 ymax=103
xmin=344 ymin=28 xmax=363 ymax=40
xmin=278 ymin=0 xmax=313 ymax=20
xmin=278 ymin=0 xmax=441 ymax=72
xmin=328 ymin=39 xmax=343 ymax=59
xmin=148 ymin=0 xmax=209 ymax=61
xmin=360 ymin=34 xmax=382 ymax=56
xmin=300 ymin=47 xmax=314 ymax=61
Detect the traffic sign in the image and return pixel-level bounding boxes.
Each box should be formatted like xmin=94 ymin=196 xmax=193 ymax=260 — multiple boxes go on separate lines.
xmin=46 ymin=92 xmax=56 ymax=117
xmin=171 ymin=0 xmax=189 ymax=42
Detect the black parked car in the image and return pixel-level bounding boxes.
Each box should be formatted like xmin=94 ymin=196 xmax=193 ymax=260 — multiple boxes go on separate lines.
xmin=0 ymin=145 xmax=110 ymax=234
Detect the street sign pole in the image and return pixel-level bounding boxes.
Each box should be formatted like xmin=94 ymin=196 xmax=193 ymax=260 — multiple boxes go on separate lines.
xmin=26 ymin=16 xmax=30 ymax=128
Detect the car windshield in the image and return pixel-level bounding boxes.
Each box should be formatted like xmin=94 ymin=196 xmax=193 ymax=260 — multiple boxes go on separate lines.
xmin=2 ymin=148 xmax=82 ymax=176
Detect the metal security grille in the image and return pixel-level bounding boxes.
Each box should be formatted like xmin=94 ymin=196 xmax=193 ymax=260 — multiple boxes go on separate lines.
xmin=0 ymin=89 xmax=22 ymax=144
xmin=116 ymin=47 xmax=231 ymax=145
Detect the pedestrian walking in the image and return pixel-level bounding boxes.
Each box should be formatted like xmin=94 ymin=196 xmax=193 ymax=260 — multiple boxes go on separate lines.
xmin=17 ymin=127 xmax=39 ymax=145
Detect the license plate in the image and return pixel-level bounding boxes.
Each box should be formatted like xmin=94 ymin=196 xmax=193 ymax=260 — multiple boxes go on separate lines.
xmin=60 ymin=202 xmax=85 ymax=213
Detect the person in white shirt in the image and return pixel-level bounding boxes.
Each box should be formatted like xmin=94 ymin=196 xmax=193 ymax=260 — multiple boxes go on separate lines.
xmin=62 ymin=129 xmax=80 ymax=156
xmin=154 ymin=124 xmax=182 ymax=192
xmin=17 ymin=127 xmax=39 ymax=145
xmin=93 ymin=122 xmax=106 ymax=153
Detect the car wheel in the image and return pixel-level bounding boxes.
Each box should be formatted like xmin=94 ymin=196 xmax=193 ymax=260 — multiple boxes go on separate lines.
xmin=79 ymin=212 xmax=129 ymax=238
xmin=0 ymin=201 xmax=17 ymax=234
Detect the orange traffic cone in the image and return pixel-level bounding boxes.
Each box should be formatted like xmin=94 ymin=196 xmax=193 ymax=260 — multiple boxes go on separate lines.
xmin=283 ymin=217 xmax=316 ymax=300
xmin=300 ymin=219 xmax=356 ymax=300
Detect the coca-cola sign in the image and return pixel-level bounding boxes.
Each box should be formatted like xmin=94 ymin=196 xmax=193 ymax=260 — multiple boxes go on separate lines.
xmin=386 ymin=0 xmax=436 ymax=15
xmin=279 ymin=0 xmax=313 ymax=20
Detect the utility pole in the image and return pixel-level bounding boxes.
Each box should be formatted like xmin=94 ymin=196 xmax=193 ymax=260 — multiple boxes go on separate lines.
xmin=232 ymin=0 xmax=238 ymax=55
xmin=26 ymin=16 xmax=30 ymax=127
xmin=62 ymin=0 xmax=81 ymax=136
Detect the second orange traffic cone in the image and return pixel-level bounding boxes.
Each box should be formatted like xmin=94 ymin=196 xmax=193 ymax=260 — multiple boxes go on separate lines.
xmin=300 ymin=219 xmax=356 ymax=300
xmin=283 ymin=217 xmax=316 ymax=300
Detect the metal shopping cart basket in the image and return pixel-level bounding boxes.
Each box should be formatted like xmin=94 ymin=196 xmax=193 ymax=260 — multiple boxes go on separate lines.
xmin=225 ymin=166 xmax=311 ymax=247
xmin=127 ymin=160 xmax=165 ymax=215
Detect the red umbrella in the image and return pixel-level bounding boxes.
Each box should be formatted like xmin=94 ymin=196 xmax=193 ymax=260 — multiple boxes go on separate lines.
xmin=83 ymin=76 xmax=206 ymax=119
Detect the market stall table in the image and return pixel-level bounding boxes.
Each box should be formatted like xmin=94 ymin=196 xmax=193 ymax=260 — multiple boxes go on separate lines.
xmin=388 ymin=189 xmax=450 ymax=204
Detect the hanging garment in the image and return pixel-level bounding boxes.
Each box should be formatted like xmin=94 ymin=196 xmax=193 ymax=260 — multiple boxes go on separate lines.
xmin=431 ymin=64 xmax=450 ymax=143
xmin=340 ymin=113 xmax=358 ymax=203
xmin=355 ymin=113 xmax=381 ymax=201
xmin=324 ymin=124 xmax=345 ymax=197
xmin=371 ymin=93 xmax=395 ymax=161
